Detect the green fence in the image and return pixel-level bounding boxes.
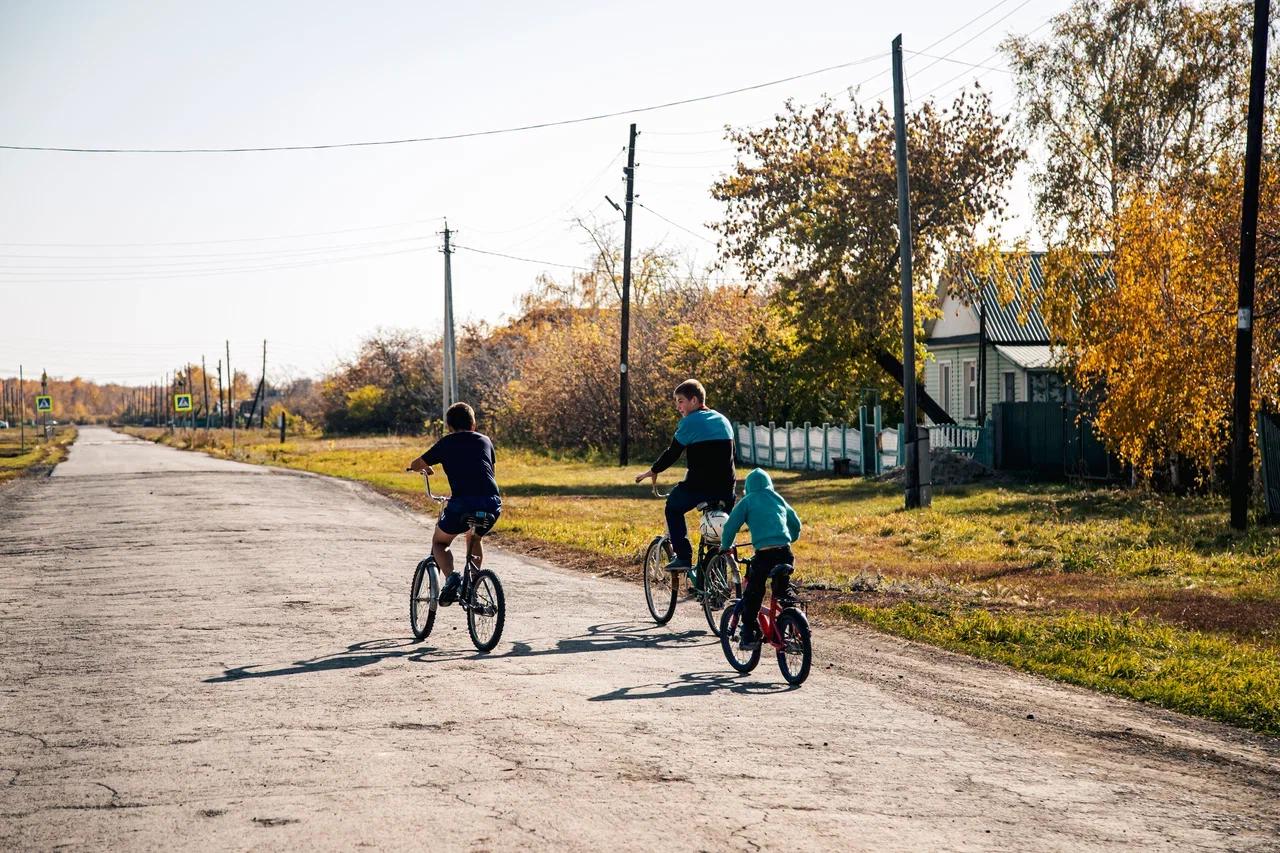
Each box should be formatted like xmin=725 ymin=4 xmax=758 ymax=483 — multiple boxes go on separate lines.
xmin=991 ymin=402 xmax=1118 ymax=480
xmin=1261 ymin=409 xmax=1280 ymax=521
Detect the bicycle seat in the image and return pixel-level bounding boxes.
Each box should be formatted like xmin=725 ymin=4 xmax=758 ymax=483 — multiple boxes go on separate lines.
xmin=463 ymin=511 xmax=493 ymax=532
xmin=768 ymin=563 xmax=794 ymax=582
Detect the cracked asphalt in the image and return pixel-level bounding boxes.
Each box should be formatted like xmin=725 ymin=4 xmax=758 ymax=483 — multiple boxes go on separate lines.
xmin=2 ymin=426 xmax=1278 ymax=851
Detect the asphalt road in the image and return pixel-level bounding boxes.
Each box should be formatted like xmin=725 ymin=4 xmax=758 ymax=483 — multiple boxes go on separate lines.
xmin=2 ymin=426 xmax=1278 ymax=851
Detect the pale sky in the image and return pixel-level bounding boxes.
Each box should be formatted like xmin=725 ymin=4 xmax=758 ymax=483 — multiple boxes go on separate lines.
xmin=0 ymin=0 xmax=1062 ymax=385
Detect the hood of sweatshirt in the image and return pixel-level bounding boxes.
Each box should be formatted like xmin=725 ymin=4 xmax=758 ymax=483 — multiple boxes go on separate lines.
xmin=744 ymin=467 xmax=772 ymax=495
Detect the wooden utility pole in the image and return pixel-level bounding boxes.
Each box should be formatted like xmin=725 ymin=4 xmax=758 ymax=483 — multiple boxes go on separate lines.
xmin=892 ymin=35 xmax=929 ymax=509
xmin=18 ymin=365 xmax=25 ymax=452
xmin=259 ymin=340 xmax=267 ymax=428
xmin=226 ymin=341 xmax=235 ymax=447
xmin=1231 ymin=0 xmax=1271 ymax=530
xmin=619 ymin=123 xmax=638 ymax=466
xmin=441 ymin=222 xmax=458 ymax=422
xmin=202 ymin=356 xmax=211 ymax=438
xmin=216 ymin=360 xmax=223 ymax=429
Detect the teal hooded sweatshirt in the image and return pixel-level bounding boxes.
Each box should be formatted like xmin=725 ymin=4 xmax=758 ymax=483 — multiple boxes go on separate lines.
xmin=718 ymin=468 xmax=801 ymax=551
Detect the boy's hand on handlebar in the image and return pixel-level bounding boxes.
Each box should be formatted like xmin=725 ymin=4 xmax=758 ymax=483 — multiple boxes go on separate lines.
xmin=407 ymin=457 xmax=432 ymax=473
xmin=634 ymin=469 xmax=656 ymax=485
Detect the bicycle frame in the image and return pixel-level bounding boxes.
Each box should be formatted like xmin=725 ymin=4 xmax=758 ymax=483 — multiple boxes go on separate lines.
xmin=416 ymin=469 xmax=482 ymax=607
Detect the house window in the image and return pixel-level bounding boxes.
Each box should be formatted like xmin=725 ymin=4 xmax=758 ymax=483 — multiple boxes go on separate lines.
xmin=1029 ymin=371 xmax=1065 ymax=403
xmin=939 ymin=362 xmax=952 ymax=415
xmin=1002 ymin=371 xmax=1016 ymax=403
xmin=963 ymin=360 xmax=977 ymax=419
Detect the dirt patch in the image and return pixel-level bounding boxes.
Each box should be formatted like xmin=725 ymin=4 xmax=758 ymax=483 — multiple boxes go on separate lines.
xmin=875 ymin=448 xmax=1002 ymax=487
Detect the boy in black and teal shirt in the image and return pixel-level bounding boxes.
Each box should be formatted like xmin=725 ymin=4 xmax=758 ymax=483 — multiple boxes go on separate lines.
xmin=634 ymin=379 xmax=736 ymax=570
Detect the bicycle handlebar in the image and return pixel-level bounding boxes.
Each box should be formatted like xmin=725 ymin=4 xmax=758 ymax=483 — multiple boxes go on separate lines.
xmin=406 ymin=468 xmax=449 ymax=504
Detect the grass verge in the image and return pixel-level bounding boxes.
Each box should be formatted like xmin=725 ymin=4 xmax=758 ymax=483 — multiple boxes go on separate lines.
xmin=0 ymin=425 xmax=77 ymax=483
xmin=124 ymin=426 xmax=1280 ymax=736
xmin=839 ymin=603 xmax=1280 ymax=736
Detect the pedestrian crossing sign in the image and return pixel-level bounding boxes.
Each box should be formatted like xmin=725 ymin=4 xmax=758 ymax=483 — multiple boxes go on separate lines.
xmin=35 ymin=395 xmax=52 ymax=412
xmin=174 ymin=394 xmax=193 ymax=412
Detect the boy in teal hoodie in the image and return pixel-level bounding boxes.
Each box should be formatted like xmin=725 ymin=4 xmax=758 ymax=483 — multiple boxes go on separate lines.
xmin=717 ymin=467 xmax=801 ymax=650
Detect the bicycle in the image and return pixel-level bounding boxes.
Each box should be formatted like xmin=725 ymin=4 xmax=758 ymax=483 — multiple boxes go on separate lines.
xmin=407 ymin=470 xmax=506 ymax=653
xmin=718 ymin=548 xmax=812 ymax=686
xmin=641 ymin=480 xmax=741 ymax=636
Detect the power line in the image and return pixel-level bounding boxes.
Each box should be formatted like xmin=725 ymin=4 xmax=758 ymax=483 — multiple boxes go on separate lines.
xmin=453 ymin=244 xmax=586 ymax=271
xmin=635 ymin=202 xmax=717 ymax=245
xmin=0 ymin=244 xmax=435 ymax=284
xmin=1 ymin=55 xmax=884 ymax=155
xmin=903 ymin=50 xmax=1012 ymax=74
xmin=0 ymin=234 xmax=434 ymax=266
xmin=0 ymin=217 xmax=443 ymax=248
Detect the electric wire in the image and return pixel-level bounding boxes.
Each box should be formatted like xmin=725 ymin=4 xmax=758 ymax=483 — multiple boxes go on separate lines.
xmin=1 ymin=55 xmax=885 ymax=154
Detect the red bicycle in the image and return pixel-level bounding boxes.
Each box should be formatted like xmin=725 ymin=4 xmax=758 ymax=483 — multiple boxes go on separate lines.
xmin=718 ymin=548 xmax=812 ymax=685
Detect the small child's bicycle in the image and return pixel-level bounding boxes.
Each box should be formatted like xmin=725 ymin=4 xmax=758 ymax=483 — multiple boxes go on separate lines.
xmin=642 ymin=480 xmax=740 ymax=636
xmin=407 ymin=470 xmax=506 ymax=653
xmin=718 ymin=549 xmax=812 ymax=685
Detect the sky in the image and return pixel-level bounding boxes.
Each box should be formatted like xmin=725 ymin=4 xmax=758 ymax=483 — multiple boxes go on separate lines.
xmin=0 ymin=0 xmax=1064 ymax=386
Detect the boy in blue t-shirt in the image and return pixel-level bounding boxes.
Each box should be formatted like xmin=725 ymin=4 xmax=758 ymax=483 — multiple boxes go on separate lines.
xmin=634 ymin=379 xmax=736 ymax=570
xmin=408 ymin=402 xmax=501 ymax=605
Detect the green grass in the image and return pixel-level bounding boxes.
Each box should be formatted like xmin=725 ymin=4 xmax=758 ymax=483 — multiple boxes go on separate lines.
xmin=840 ymin=603 xmax=1280 ymax=736
xmin=125 ymin=426 xmax=1280 ymax=735
xmin=0 ymin=425 xmax=76 ymax=483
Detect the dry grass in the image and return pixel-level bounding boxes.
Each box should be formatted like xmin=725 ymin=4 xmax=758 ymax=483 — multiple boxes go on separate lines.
xmin=0 ymin=425 xmax=77 ymax=483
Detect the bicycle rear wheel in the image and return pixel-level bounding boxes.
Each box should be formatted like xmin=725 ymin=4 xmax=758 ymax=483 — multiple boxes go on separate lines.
xmin=719 ymin=603 xmax=761 ymax=673
xmin=409 ymin=557 xmax=439 ymax=641
xmin=466 ymin=569 xmax=505 ymax=653
xmin=643 ymin=536 xmax=678 ymax=625
xmin=775 ymin=608 xmax=812 ymax=685
xmin=700 ymin=553 xmax=739 ymax=637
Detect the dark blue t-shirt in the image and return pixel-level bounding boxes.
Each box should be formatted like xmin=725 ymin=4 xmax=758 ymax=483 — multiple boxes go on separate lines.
xmin=420 ymin=431 xmax=500 ymax=499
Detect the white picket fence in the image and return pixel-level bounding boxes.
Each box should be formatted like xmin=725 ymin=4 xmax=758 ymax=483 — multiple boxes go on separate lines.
xmin=929 ymin=423 xmax=982 ymax=453
xmin=732 ymin=421 xmax=901 ymax=474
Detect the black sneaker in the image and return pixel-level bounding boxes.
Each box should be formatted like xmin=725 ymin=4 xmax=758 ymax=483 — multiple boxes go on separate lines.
xmin=439 ymin=572 xmax=462 ymax=606
xmin=738 ymin=625 xmax=761 ymax=651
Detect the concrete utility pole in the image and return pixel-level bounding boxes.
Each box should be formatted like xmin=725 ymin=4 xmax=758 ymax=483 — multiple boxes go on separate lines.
xmin=1231 ymin=0 xmax=1271 ymax=531
xmin=18 ymin=365 xmax=25 ymax=452
xmin=892 ymin=35 xmax=930 ymax=510
xmin=441 ymin=221 xmax=459 ymax=423
xmin=618 ymin=123 xmax=638 ymax=467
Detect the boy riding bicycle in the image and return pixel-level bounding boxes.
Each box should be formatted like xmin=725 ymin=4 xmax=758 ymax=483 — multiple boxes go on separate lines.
xmin=717 ymin=468 xmax=802 ymax=650
xmin=634 ymin=379 xmax=736 ymax=575
xmin=407 ymin=402 xmax=501 ymax=606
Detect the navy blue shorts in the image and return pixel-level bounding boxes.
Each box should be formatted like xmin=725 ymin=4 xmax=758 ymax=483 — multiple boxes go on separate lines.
xmin=438 ymin=495 xmax=502 ymax=536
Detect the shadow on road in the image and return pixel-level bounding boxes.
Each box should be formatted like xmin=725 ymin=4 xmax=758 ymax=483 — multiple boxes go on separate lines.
xmin=588 ymin=670 xmax=798 ymax=701
xmin=204 ymin=622 xmax=714 ymax=682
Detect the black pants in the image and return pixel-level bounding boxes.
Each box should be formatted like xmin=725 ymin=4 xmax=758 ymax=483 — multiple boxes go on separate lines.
xmin=742 ymin=545 xmax=794 ymax=634
xmin=664 ymin=482 xmax=734 ymax=562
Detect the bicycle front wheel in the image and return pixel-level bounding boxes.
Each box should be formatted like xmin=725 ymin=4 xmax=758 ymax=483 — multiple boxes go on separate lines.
xmin=643 ymin=536 xmax=678 ymax=625
xmin=776 ymin=608 xmax=812 ymax=686
xmin=719 ymin=603 xmax=761 ymax=673
xmin=409 ymin=557 xmax=439 ymax=641
xmin=466 ymin=569 xmax=505 ymax=653
xmin=700 ymin=553 xmax=739 ymax=637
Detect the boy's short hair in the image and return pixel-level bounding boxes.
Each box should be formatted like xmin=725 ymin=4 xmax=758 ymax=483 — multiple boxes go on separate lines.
xmin=674 ymin=379 xmax=706 ymax=404
xmin=445 ymin=402 xmax=476 ymax=431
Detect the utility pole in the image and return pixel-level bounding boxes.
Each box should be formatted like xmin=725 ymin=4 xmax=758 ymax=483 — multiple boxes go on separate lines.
xmin=202 ymin=355 xmax=211 ymax=438
xmin=41 ymin=369 xmax=49 ymax=441
xmin=18 ymin=365 xmax=25 ymax=452
xmin=226 ymin=340 xmax=235 ymax=447
xmin=612 ymin=123 xmax=638 ymax=466
xmin=441 ymin=221 xmax=458 ymax=423
xmin=1232 ymin=0 xmax=1271 ymax=531
xmin=216 ymin=360 xmax=223 ymax=429
xmin=892 ymin=35 xmax=929 ymax=509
